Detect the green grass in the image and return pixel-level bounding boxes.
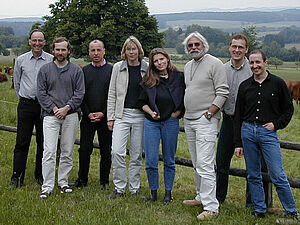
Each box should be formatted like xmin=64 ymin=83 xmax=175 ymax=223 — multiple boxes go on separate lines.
xmin=0 ymin=63 xmax=299 ymax=225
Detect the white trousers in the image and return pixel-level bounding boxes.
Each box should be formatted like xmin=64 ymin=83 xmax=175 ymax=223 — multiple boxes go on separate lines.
xmin=184 ymin=116 xmax=219 ymax=213
xmin=111 ymin=108 xmax=144 ymax=193
xmin=41 ymin=113 xmax=79 ymax=193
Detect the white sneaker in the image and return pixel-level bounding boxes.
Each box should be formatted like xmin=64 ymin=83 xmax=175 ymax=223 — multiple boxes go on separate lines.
xmin=197 ymin=210 xmax=219 ymax=220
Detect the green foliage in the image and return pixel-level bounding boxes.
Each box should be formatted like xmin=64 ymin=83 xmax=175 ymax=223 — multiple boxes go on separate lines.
xmin=241 ymin=25 xmax=261 ymax=56
xmin=40 ymin=0 xmax=164 ymax=60
xmin=268 ymin=57 xmax=283 ymax=69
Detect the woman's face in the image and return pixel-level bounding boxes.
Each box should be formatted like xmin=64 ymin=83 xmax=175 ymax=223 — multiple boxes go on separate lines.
xmin=125 ymin=42 xmax=139 ymax=62
xmin=153 ymin=53 xmax=168 ymax=73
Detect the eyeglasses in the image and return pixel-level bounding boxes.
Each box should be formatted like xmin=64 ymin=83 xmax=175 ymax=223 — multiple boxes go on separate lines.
xmin=187 ymin=42 xmax=201 ymax=48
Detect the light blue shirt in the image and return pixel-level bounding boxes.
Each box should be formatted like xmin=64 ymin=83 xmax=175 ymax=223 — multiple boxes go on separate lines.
xmin=13 ymin=50 xmax=53 ymax=99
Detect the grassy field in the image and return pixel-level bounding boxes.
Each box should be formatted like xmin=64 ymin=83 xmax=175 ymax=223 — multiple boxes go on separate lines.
xmin=0 ymin=62 xmax=299 ymax=225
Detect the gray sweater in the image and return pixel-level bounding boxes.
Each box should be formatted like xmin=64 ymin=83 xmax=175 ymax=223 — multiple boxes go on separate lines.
xmin=37 ymin=61 xmax=85 ymax=117
xmin=184 ymin=54 xmax=229 ymax=120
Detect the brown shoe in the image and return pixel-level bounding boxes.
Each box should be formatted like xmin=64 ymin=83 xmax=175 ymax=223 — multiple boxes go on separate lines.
xmin=182 ymin=199 xmax=202 ymax=206
xmin=197 ymin=211 xmax=219 ymax=220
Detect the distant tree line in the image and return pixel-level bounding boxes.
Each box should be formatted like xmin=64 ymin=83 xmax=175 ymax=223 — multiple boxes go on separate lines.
xmin=164 ymin=25 xmax=300 ymax=62
xmin=0 ymin=27 xmax=25 ymax=56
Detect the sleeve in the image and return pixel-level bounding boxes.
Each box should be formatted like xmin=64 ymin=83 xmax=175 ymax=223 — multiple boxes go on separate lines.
xmin=272 ymin=80 xmax=294 ymax=130
xmin=137 ymin=86 xmax=149 ymax=110
xmin=13 ymin=58 xmax=22 ymax=99
xmin=36 ymin=65 xmax=56 ymax=113
xmin=211 ymin=60 xmax=229 ymax=109
xmin=66 ymin=67 xmax=85 ymax=110
xmin=80 ymin=71 xmax=90 ymax=116
xmin=234 ymin=84 xmax=244 ymax=148
xmin=107 ymin=64 xmax=118 ymax=121
xmin=101 ymin=65 xmax=113 ymax=116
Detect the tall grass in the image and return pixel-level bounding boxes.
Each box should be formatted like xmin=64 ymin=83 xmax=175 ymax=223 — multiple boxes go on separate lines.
xmin=0 ymin=64 xmax=299 ymax=225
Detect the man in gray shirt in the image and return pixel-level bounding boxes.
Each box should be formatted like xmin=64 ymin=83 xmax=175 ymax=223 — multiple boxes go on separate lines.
xmin=216 ymin=34 xmax=252 ymax=205
xmin=10 ymin=29 xmax=53 ymax=189
xmin=37 ymin=37 xmax=84 ymax=198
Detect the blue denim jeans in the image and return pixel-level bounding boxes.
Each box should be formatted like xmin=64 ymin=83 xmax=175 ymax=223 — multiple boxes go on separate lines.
xmin=144 ymin=116 xmax=179 ymax=191
xmin=241 ymin=122 xmax=297 ymax=214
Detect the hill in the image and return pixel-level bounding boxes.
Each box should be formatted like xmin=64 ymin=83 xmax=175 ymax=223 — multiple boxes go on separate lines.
xmin=0 ymin=17 xmax=43 ymax=37
xmin=154 ymin=9 xmax=300 ymax=33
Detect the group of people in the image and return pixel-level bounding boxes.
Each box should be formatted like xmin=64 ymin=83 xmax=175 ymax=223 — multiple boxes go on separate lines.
xmin=9 ymin=28 xmax=298 ymax=221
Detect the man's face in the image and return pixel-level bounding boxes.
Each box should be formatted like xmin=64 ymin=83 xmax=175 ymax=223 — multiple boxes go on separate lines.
xmin=249 ymin=53 xmax=267 ymax=77
xmin=187 ymin=36 xmax=205 ymax=60
xmin=229 ymin=39 xmax=248 ymax=62
xmin=52 ymin=41 xmax=70 ymax=63
xmin=89 ymin=41 xmax=105 ymax=63
xmin=29 ymin=31 xmax=45 ymax=54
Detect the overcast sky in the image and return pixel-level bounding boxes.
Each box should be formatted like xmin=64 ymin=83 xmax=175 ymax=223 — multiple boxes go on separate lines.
xmin=0 ymin=0 xmax=300 ymax=18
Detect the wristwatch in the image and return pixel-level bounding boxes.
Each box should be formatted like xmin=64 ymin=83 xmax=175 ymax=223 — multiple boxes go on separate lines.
xmin=206 ymin=112 xmax=213 ymax=119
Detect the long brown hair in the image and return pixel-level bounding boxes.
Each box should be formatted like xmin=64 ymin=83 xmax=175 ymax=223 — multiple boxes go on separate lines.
xmin=143 ymin=48 xmax=179 ymax=88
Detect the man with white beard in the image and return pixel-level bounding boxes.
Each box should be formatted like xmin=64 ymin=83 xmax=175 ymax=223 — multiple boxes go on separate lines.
xmin=182 ymin=31 xmax=229 ymax=221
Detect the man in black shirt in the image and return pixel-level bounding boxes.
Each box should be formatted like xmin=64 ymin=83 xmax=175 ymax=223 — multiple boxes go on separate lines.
xmin=234 ymin=50 xmax=298 ymax=219
xmin=70 ymin=40 xmax=113 ymax=189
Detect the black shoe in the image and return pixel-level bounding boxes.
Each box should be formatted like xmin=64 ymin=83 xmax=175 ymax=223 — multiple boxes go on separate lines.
xmin=69 ymin=179 xmax=87 ymax=188
xmin=108 ymin=190 xmax=124 ymax=199
xmin=252 ymin=211 xmax=265 ymax=218
xmin=284 ymin=211 xmax=299 ymax=220
xmin=163 ymin=190 xmax=173 ymax=204
xmin=9 ymin=177 xmax=19 ymax=189
xmin=146 ymin=190 xmax=157 ymax=202
xmin=36 ymin=177 xmax=43 ymax=185
xmin=101 ymin=183 xmax=110 ymax=190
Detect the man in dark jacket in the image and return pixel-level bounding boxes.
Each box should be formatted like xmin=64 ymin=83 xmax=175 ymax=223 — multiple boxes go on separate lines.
xmin=70 ymin=40 xmax=113 ymax=190
xmin=234 ymin=50 xmax=298 ymax=219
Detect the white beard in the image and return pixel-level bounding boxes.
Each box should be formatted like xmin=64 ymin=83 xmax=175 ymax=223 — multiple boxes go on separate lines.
xmin=188 ymin=49 xmax=204 ymax=59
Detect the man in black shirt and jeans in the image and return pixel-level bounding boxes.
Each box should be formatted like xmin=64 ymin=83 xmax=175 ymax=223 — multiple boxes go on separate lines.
xmin=234 ymin=50 xmax=298 ymax=219
xmin=70 ymin=40 xmax=113 ymax=190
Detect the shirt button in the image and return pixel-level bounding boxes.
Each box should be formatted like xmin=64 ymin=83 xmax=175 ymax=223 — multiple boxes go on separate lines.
xmin=259 ymin=85 xmax=262 ymax=87
xmin=256 ymin=116 xmax=258 ymax=119
xmin=258 ymin=92 xmax=261 ymax=95
xmin=258 ymin=101 xmax=260 ymax=104
xmin=257 ymin=109 xmax=259 ymax=111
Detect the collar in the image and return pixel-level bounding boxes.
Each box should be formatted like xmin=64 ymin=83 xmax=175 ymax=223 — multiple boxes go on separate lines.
xmin=92 ymin=59 xmax=106 ymax=67
xmin=251 ymin=70 xmax=271 ymax=84
xmin=193 ymin=53 xmax=207 ymax=64
xmin=120 ymin=59 xmax=148 ymax=72
xmin=230 ymin=57 xmax=248 ymax=71
xmin=30 ymin=50 xmax=46 ymax=60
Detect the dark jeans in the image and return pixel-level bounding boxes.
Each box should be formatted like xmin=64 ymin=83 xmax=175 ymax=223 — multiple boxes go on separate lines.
xmin=11 ymin=97 xmax=43 ymax=182
xmin=78 ymin=117 xmax=112 ymax=185
xmin=216 ymin=114 xmax=252 ymax=206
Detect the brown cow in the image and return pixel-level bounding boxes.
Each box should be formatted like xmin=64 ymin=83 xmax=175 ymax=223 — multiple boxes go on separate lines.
xmin=285 ymin=80 xmax=300 ymax=104
xmin=0 ymin=73 xmax=8 ymax=82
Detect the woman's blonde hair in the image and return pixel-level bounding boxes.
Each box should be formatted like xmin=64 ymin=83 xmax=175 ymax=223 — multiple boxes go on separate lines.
xmin=121 ymin=36 xmax=144 ymax=60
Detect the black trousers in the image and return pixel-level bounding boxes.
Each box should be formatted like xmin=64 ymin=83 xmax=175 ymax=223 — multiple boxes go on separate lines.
xmin=11 ymin=97 xmax=43 ymax=182
xmin=78 ymin=117 xmax=112 ymax=185
xmin=216 ymin=113 xmax=252 ymax=206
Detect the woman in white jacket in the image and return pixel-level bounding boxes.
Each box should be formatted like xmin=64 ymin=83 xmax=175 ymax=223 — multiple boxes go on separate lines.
xmin=107 ymin=36 xmax=148 ymax=198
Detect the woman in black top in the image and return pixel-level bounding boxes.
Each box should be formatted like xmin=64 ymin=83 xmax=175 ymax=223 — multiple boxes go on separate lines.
xmin=139 ymin=48 xmax=185 ymax=204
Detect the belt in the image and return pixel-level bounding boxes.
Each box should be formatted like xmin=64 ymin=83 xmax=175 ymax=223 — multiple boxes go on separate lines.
xmin=20 ymin=97 xmax=39 ymax=103
xmin=223 ymin=113 xmax=234 ymax=120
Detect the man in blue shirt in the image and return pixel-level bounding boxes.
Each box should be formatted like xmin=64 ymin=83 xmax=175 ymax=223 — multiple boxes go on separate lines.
xmin=10 ymin=29 xmax=53 ymax=189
